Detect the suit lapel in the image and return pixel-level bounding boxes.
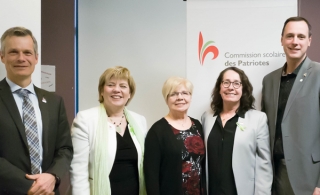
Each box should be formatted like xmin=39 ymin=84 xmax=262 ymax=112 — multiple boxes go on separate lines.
xmin=236 ymin=117 xmax=245 ymax=132
xmin=270 ymin=68 xmax=282 ymax=139
xmin=34 ymin=86 xmax=49 ymax=157
xmin=233 ymin=116 xmax=245 ymax=149
xmin=0 ymin=79 xmax=29 ymax=147
xmin=272 ymin=70 xmax=282 ymax=113
xmin=283 ymin=58 xmax=312 ymax=120
xmin=204 ymin=113 xmax=217 ymax=145
xmin=203 ymin=111 xmax=217 ymax=194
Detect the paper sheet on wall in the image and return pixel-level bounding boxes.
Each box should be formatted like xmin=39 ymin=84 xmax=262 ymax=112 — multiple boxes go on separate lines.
xmin=41 ymin=65 xmax=55 ymax=92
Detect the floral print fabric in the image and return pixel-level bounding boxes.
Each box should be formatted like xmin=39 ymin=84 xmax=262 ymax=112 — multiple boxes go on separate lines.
xmin=171 ymin=121 xmax=205 ymax=195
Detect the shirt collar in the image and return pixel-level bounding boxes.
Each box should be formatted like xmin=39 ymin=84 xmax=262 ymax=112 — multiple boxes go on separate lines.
xmin=213 ymin=108 xmax=246 ymax=118
xmin=237 ymin=109 xmax=245 ymax=118
xmin=6 ymin=77 xmax=36 ymax=95
xmin=281 ymin=57 xmax=306 ymax=76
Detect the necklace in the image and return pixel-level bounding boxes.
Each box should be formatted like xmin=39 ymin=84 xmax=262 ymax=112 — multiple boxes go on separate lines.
xmin=165 ymin=114 xmax=190 ymax=130
xmin=221 ymin=113 xmax=235 ymax=121
xmin=109 ymin=114 xmax=125 ymax=133
xmin=181 ymin=117 xmax=188 ymax=127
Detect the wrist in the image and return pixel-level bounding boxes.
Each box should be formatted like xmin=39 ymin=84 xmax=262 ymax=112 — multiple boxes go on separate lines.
xmin=48 ymin=173 xmax=61 ymax=190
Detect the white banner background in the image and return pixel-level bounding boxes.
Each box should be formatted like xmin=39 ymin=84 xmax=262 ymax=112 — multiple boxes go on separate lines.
xmin=187 ymin=0 xmax=297 ymax=120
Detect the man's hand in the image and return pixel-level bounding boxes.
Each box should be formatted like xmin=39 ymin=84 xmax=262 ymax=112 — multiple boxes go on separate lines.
xmin=313 ymin=187 xmax=320 ymax=195
xmin=26 ymin=173 xmax=55 ymax=195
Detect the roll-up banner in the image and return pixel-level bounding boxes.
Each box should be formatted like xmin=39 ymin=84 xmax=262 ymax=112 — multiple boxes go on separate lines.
xmin=187 ymin=0 xmax=297 ymax=119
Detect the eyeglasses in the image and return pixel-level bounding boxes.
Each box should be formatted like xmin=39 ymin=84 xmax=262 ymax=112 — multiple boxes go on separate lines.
xmin=168 ymin=91 xmax=191 ymax=98
xmin=221 ymin=81 xmax=242 ymax=89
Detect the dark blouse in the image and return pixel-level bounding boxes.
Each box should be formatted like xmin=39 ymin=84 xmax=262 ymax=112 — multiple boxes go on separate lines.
xmin=171 ymin=121 xmax=205 ymax=195
xmin=207 ymin=112 xmax=243 ymax=195
xmin=109 ymin=125 xmax=139 ymax=195
xmin=274 ymin=60 xmax=303 ymax=160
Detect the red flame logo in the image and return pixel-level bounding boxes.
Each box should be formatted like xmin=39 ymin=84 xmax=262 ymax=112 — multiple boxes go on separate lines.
xmin=198 ymin=32 xmax=219 ymax=65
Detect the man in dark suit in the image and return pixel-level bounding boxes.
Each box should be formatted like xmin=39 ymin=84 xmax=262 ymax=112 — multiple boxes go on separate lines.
xmin=262 ymin=17 xmax=320 ymax=195
xmin=0 ymin=27 xmax=73 ymax=195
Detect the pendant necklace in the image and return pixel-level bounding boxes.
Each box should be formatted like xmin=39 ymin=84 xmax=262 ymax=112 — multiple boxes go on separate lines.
xmin=181 ymin=117 xmax=188 ymax=127
xmin=110 ymin=114 xmax=125 ymax=134
xmin=221 ymin=113 xmax=235 ymax=121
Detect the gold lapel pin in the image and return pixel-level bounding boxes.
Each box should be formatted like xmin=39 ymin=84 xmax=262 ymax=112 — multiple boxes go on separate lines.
xmin=303 ymin=73 xmax=307 ymax=77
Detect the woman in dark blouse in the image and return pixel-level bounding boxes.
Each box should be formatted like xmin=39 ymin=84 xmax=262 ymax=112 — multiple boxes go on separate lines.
xmin=201 ymin=67 xmax=272 ymax=195
xmin=70 ymin=66 xmax=147 ymax=195
xmin=144 ymin=77 xmax=206 ymax=195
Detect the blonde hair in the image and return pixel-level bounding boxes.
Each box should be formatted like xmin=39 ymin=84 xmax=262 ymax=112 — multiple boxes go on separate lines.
xmin=98 ymin=66 xmax=136 ymax=105
xmin=162 ymin=76 xmax=193 ymax=101
xmin=1 ymin=26 xmax=38 ymax=55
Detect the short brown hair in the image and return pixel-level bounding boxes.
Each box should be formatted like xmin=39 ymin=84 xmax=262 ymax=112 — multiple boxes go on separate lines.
xmin=0 ymin=26 xmax=38 ymax=55
xmin=281 ymin=16 xmax=312 ymax=37
xmin=211 ymin=67 xmax=255 ymax=113
xmin=98 ymin=66 xmax=136 ymax=105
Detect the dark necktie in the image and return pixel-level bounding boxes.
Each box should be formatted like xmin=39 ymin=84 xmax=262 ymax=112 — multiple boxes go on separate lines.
xmin=17 ymin=89 xmax=41 ymax=174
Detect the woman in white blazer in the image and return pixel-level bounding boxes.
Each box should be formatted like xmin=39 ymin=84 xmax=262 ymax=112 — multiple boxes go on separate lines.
xmin=201 ymin=67 xmax=272 ymax=195
xmin=70 ymin=66 xmax=147 ymax=195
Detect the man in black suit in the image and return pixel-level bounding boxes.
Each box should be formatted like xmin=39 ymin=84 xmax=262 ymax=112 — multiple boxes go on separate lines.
xmin=0 ymin=27 xmax=73 ymax=195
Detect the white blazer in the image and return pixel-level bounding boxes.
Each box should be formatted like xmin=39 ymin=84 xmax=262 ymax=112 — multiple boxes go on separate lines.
xmin=201 ymin=109 xmax=272 ymax=195
xmin=70 ymin=106 xmax=147 ymax=195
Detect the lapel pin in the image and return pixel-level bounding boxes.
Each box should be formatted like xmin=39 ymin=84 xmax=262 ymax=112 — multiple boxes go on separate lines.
xmin=303 ymin=73 xmax=307 ymax=77
xmin=42 ymin=97 xmax=47 ymax=103
xmin=300 ymin=79 xmax=303 ymax=82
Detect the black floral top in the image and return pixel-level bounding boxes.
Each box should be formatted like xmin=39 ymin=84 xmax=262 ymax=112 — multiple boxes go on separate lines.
xmin=171 ymin=120 xmax=205 ymax=195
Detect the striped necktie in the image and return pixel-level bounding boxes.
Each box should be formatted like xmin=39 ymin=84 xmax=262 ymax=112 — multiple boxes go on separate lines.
xmin=17 ymin=89 xmax=41 ymax=174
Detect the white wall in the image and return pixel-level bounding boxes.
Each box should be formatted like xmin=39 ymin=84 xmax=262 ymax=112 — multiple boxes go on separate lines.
xmin=0 ymin=0 xmax=41 ymax=87
xmin=78 ymin=0 xmax=187 ymax=127
xmin=78 ymin=0 xmax=297 ymax=127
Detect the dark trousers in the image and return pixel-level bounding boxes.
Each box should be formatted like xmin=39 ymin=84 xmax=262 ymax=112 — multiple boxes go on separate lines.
xmin=273 ymin=159 xmax=295 ymax=195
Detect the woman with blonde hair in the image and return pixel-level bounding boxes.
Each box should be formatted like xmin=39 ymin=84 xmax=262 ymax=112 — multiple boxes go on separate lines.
xmin=144 ymin=77 xmax=206 ymax=195
xmin=70 ymin=66 xmax=147 ymax=195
